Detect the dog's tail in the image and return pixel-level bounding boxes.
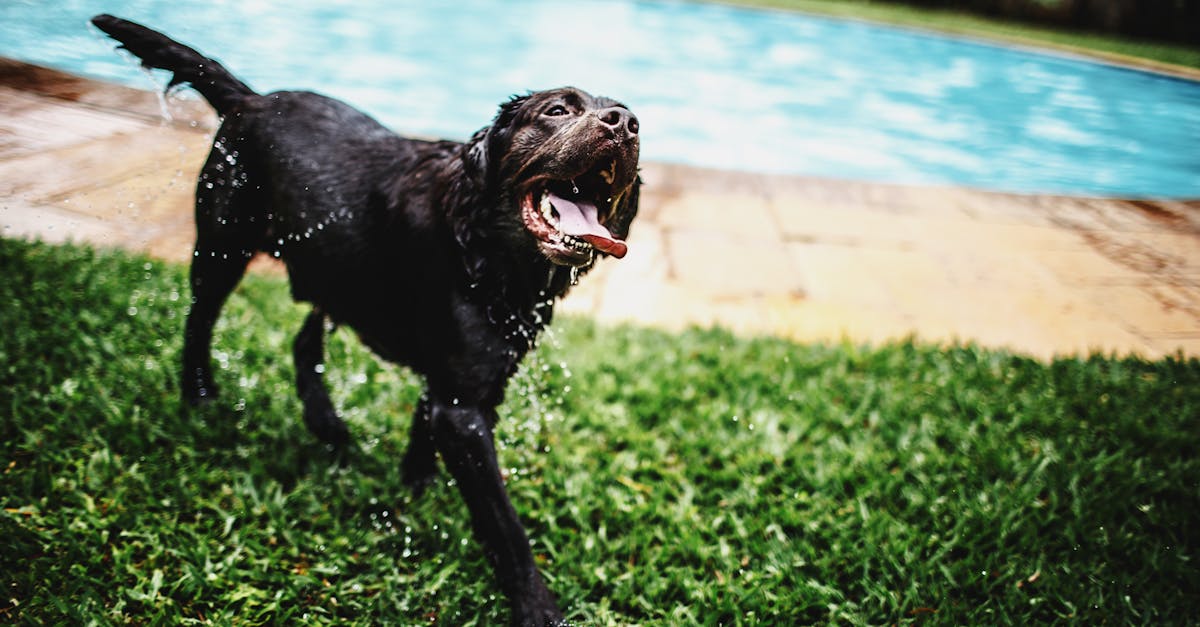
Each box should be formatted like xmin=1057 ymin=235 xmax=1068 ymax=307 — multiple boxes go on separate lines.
xmin=91 ymin=14 xmax=256 ymax=115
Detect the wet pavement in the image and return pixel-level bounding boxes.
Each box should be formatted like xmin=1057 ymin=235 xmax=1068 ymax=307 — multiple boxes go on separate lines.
xmin=3 ymin=58 xmax=1198 ymax=359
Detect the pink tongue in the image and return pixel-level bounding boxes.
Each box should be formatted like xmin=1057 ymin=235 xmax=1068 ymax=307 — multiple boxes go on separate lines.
xmin=548 ymin=192 xmax=628 ymax=258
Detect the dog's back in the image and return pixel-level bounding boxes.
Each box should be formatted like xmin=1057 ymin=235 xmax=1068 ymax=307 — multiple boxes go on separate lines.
xmin=200 ymin=88 xmax=471 ymax=367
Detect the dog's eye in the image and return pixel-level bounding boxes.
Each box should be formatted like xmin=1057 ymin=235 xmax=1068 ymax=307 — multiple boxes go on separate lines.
xmin=543 ymin=105 xmax=569 ymax=117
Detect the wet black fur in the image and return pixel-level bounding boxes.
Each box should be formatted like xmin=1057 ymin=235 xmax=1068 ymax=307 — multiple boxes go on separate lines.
xmin=93 ymin=14 xmax=640 ymax=625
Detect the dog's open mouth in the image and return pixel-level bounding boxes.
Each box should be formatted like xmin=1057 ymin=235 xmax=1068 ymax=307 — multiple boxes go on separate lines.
xmin=521 ymin=159 xmax=628 ymax=266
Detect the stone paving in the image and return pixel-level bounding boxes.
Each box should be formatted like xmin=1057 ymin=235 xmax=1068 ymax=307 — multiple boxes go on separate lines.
xmin=3 ymin=59 xmax=1198 ymax=359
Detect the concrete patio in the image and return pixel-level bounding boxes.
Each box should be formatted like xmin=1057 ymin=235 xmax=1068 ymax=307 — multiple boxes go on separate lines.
xmin=2 ymin=58 xmax=1198 ymax=359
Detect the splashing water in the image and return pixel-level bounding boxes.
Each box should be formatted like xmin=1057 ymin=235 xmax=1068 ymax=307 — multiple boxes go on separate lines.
xmin=140 ymin=67 xmax=174 ymax=123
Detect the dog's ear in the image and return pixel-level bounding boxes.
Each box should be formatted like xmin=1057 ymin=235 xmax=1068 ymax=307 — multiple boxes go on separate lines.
xmin=608 ymin=174 xmax=641 ymax=241
xmin=465 ymin=94 xmax=530 ymax=187
xmin=493 ymin=94 xmax=529 ymax=130
xmin=464 ymin=127 xmax=490 ymax=186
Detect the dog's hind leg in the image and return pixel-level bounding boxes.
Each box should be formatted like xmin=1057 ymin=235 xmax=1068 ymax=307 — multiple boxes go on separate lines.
xmin=293 ymin=308 xmax=350 ymax=445
xmin=181 ymin=143 xmax=263 ymax=404
xmin=181 ymin=240 xmax=252 ymax=403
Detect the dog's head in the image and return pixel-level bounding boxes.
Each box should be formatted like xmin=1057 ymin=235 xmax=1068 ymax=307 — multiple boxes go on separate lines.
xmin=465 ymin=87 xmax=640 ymax=267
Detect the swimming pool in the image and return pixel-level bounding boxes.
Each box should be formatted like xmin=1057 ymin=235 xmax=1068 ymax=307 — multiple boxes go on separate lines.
xmin=3 ymin=0 xmax=1199 ymax=198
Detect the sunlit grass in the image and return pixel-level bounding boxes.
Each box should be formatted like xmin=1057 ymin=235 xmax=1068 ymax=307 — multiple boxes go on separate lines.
xmin=723 ymin=0 xmax=1200 ymax=70
xmin=2 ymin=238 xmax=1198 ymax=624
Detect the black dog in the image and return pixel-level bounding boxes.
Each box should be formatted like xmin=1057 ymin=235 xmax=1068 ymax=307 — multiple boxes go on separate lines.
xmin=93 ymin=14 xmax=639 ymax=624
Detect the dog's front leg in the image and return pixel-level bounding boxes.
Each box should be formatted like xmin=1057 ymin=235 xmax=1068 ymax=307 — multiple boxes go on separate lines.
xmin=401 ymin=395 xmax=437 ymax=495
xmin=429 ymin=396 xmax=563 ymax=625
xmin=292 ymin=308 xmax=350 ymax=446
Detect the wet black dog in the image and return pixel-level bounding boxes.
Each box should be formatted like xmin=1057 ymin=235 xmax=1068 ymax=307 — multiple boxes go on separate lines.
xmin=94 ymin=14 xmax=639 ymax=625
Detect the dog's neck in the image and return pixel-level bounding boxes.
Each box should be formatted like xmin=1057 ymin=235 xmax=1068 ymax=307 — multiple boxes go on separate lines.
xmin=474 ymin=244 xmax=582 ymax=352
xmin=430 ymin=156 xmax=587 ymax=351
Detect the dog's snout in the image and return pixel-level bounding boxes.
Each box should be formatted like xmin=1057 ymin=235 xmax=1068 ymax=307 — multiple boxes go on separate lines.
xmin=597 ymin=107 xmax=638 ymax=137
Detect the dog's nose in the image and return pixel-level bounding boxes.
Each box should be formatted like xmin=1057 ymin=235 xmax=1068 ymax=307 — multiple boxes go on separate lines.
xmin=597 ymin=107 xmax=639 ymax=137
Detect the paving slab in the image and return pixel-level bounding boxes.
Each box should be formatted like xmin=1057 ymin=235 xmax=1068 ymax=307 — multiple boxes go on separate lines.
xmin=3 ymin=58 xmax=1199 ymax=360
xmin=1 ymin=196 xmax=132 ymax=245
xmin=0 ymin=87 xmax=148 ymax=157
xmin=0 ymin=127 xmax=207 ymax=200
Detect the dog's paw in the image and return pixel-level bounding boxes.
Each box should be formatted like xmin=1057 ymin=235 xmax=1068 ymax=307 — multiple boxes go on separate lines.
xmin=511 ymin=582 xmax=564 ymax=626
xmin=302 ymin=406 xmax=350 ymax=447
xmin=181 ymin=366 xmax=220 ymax=405
xmin=182 ymin=382 xmax=219 ymax=405
xmin=511 ymin=593 xmax=565 ymax=627
xmin=401 ymin=447 xmax=438 ymax=497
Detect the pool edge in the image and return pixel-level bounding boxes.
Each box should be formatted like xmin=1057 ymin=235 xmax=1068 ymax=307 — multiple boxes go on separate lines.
xmin=3 ymin=57 xmax=1198 ymax=359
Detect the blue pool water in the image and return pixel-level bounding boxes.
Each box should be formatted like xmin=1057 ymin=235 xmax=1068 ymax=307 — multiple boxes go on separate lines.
xmin=3 ymin=0 xmax=1199 ymax=198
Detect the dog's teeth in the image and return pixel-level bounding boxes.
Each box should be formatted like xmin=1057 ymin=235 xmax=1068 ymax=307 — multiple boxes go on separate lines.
xmin=539 ymin=193 xmax=558 ymax=226
xmin=562 ymin=234 xmax=592 ymax=253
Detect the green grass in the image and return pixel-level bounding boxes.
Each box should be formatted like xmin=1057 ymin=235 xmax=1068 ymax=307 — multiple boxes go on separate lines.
xmin=2 ymin=237 xmax=1199 ymax=624
xmin=719 ymin=0 xmax=1200 ymax=71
